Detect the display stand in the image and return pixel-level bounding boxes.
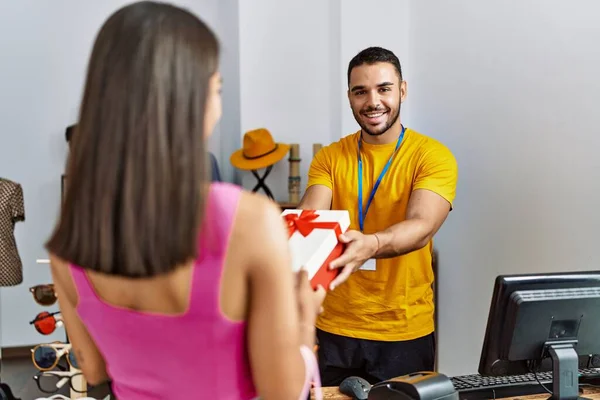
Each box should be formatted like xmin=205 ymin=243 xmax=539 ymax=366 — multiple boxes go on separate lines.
xmin=546 ymin=342 xmax=590 ymax=400
xmin=36 ymin=268 xmax=87 ymax=398
xmin=282 ymin=143 xmax=321 ymax=210
xmin=0 ymin=178 xmax=23 ymax=400
xmin=250 ymin=166 xmax=275 ymax=199
xmin=288 ymin=144 xmax=301 ymax=204
xmin=313 ymin=143 xmax=322 ymax=157
xmin=69 ymin=372 xmax=86 ymax=399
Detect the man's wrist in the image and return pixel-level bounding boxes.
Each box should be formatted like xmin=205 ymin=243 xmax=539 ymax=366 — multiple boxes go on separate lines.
xmin=369 ymin=233 xmax=381 ymax=258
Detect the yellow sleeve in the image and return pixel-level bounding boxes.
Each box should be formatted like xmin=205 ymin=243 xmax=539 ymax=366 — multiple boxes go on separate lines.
xmin=413 ymin=142 xmax=458 ymax=207
xmin=307 ymin=147 xmax=333 ymax=190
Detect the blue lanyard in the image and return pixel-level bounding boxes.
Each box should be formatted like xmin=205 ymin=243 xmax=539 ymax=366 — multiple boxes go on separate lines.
xmin=358 ymin=126 xmax=405 ymax=232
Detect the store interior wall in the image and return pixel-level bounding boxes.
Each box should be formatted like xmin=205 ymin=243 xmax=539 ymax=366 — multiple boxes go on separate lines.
xmin=237 ymin=0 xmax=341 ymax=200
xmin=408 ymin=0 xmax=600 ymax=375
xmin=2 ymin=0 xmax=600 ymax=380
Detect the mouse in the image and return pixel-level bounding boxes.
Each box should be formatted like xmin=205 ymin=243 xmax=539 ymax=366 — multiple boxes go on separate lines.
xmin=339 ymin=376 xmax=371 ymax=400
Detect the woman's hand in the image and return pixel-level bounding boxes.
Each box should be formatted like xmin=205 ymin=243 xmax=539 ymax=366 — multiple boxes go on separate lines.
xmin=295 ymin=270 xmax=326 ymax=348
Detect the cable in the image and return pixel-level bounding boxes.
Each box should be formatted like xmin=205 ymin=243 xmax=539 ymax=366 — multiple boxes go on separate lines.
xmin=579 ymin=383 xmax=600 ymax=389
xmin=533 ymin=370 xmax=553 ymax=395
xmin=527 ymin=360 xmax=553 ymax=395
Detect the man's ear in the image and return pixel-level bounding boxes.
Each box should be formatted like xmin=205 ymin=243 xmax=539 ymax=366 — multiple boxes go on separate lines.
xmin=400 ymin=80 xmax=408 ymax=103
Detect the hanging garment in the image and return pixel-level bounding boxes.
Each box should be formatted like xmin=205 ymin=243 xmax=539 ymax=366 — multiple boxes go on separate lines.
xmin=0 ymin=178 xmax=25 ymax=286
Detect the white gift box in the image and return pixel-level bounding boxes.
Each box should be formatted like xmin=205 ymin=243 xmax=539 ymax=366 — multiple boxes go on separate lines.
xmin=281 ymin=209 xmax=350 ymax=289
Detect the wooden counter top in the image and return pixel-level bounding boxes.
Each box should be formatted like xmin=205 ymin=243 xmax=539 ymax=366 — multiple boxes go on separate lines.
xmin=311 ymin=386 xmax=600 ymax=400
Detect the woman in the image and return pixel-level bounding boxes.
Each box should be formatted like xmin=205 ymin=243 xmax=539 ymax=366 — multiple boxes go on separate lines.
xmin=45 ymin=2 xmax=325 ymax=399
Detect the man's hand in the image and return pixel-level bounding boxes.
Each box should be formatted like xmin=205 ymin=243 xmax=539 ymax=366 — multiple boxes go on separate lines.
xmin=328 ymin=230 xmax=379 ymax=289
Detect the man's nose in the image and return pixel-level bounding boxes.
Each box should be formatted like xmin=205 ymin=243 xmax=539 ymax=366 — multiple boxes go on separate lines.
xmin=366 ymin=91 xmax=381 ymax=109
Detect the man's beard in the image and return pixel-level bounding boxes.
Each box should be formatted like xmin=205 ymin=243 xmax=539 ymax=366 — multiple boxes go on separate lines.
xmin=353 ymin=103 xmax=401 ymax=137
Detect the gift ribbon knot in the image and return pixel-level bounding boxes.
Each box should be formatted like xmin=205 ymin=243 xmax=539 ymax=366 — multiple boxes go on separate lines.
xmin=284 ymin=210 xmax=342 ymax=238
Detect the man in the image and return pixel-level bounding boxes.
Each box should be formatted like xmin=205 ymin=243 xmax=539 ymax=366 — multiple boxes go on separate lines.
xmin=299 ymin=47 xmax=458 ymax=386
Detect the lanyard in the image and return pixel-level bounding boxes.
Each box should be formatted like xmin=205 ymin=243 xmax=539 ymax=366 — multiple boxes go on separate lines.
xmin=358 ymin=125 xmax=405 ymax=232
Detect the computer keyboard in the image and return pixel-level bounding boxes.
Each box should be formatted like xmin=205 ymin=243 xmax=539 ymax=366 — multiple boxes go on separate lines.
xmin=450 ymin=368 xmax=600 ymax=400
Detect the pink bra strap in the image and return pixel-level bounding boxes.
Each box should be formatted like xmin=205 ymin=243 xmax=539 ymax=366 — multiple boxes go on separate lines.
xmin=299 ymin=345 xmax=322 ymax=400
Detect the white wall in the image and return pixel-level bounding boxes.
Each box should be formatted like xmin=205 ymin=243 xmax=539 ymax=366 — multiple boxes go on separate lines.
xmin=0 ymin=0 xmax=236 ymax=347
xmin=339 ymin=1 xmax=411 ymax=136
xmin=238 ymin=0 xmax=341 ymax=201
xmin=214 ymin=0 xmax=242 ymax=184
xmin=409 ymin=0 xmax=600 ymax=376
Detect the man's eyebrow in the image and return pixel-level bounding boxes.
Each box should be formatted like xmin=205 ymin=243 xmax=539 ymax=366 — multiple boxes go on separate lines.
xmin=350 ymin=82 xmax=395 ymax=92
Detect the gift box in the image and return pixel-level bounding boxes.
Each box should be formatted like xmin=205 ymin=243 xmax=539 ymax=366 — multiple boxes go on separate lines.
xmin=282 ymin=209 xmax=350 ymax=290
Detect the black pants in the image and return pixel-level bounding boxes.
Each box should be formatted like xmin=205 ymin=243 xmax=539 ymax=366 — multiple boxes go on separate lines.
xmin=317 ymin=329 xmax=436 ymax=386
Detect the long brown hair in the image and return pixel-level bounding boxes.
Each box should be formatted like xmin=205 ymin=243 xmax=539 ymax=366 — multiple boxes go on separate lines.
xmin=46 ymin=1 xmax=220 ymax=278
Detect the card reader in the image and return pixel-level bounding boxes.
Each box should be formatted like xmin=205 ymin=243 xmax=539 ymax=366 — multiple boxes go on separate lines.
xmin=368 ymin=371 xmax=459 ymax=400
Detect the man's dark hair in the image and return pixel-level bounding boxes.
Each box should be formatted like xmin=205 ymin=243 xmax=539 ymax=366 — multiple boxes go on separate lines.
xmin=347 ymin=47 xmax=402 ymax=85
xmin=45 ymin=1 xmax=220 ymax=278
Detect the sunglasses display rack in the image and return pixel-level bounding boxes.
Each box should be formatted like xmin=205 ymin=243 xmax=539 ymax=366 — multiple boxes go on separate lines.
xmin=27 ymin=134 xmax=97 ymax=400
xmin=29 ymin=282 xmax=89 ymax=400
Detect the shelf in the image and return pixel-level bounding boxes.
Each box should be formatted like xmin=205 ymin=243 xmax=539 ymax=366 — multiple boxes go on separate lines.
xmin=278 ymin=202 xmax=299 ymax=210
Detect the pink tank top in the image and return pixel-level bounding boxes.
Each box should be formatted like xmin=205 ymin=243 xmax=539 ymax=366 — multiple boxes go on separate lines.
xmin=69 ymin=183 xmax=257 ymax=399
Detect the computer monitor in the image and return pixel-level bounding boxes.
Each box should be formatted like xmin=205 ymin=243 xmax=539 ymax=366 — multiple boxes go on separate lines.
xmin=478 ymin=271 xmax=600 ymax=400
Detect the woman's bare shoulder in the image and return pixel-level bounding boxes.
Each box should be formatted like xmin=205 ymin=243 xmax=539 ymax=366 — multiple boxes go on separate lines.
xmin=235 ymin=191 xmax=285 ymax=234
xmin=230 ymin=191 xmax=289 ymax=263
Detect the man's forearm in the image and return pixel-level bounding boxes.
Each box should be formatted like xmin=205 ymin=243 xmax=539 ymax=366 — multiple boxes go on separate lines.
xmin=297 ymin=185 xmax=333 ymax=210
xmin=371 ymin=219 xmax=433 ymax=259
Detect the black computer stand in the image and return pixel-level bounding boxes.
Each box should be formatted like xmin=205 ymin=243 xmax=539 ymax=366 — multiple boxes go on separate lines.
xmin=547 ymin=342 xmax=590 ymax=400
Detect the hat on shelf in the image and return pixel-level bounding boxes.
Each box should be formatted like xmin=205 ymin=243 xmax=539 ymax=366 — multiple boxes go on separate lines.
xmin=230 ymin=128 xmax=290 ymax=171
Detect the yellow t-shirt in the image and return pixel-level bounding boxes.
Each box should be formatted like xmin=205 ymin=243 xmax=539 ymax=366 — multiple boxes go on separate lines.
xmin=307 ymin=128 xmax=458 ymax=341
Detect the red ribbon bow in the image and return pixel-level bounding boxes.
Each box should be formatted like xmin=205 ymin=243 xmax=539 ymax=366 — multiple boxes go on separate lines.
xmin=284 ymin=210 xmax=342 ymax=238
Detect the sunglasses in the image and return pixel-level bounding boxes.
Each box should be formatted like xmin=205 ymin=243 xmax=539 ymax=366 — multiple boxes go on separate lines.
xmin=29 ymin=311 xmax=63 ymax=335
xmin=33 ymin=370 xmax=87 ymax=394
xmin=31 ymin=343 xmax=79 ymax=371
xmin=30 ymin=284 xmax=57 ymax=306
